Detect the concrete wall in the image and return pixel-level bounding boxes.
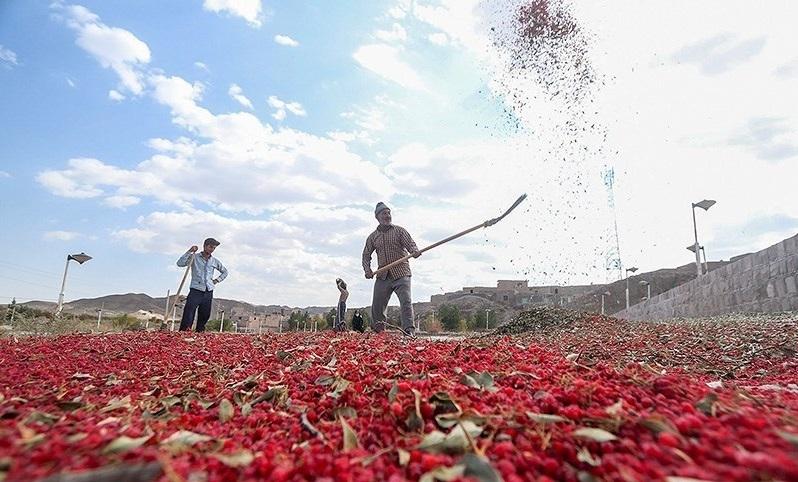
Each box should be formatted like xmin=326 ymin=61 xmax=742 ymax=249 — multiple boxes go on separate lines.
xmin=617 ymin=233 xmax=798 ymax=320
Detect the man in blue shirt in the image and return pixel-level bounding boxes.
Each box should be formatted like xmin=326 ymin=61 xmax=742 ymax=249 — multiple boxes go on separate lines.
xmin=176 ymin=238 xmax=229 ymax=332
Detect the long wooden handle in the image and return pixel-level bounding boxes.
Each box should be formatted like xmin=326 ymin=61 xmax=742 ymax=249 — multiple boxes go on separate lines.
xmin=372 ymin=194 xmax=527 ymax=277
xmin=372 ymin=222 xmax=485 ymax=277
xmin=163 ymin=254 xmax=194 ymax=325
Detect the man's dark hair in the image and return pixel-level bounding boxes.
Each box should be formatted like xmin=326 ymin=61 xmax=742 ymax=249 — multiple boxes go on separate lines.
xmin=204 ymin=237 xmax=220 ymax=247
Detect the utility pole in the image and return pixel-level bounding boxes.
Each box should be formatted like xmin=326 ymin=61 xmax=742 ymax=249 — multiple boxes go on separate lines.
xmin=96 ymin=302 xmax=104 ymax=330
xmin=485 ymin=309 xmax=491 ymax=330
xmin=9 ymin=297 xmax=16 ymax=325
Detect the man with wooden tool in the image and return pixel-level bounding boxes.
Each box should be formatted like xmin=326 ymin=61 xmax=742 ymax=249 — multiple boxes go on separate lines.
xmin=362 ymin=202 xmax=421 ymax=336
xmin=175 ymin=237 xmax=228 ymax=332
xmin=362 ymin=194 xmax=528 ymax=336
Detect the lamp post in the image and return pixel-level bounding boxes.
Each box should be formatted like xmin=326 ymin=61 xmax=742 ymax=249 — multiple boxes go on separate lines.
xmin=485 ymin=309 xmax=491 ymax=331
xmin=691 ymin=199 xmax=716 ymax=277
xmin=600 ymin=291 xmax=611 ymax=315
xmin=56 ymin=252 xmax=92 ymax=316
xmin=625 ymin=267 xmax=638 ymax=310
xmin=639 ymin=280 xmax=651 ymax=300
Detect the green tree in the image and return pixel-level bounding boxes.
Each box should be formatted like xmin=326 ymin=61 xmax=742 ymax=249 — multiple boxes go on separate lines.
xmin=205 ymin=318 xmax=235 ymax=332
xmin=438 ymin=304 xmax=462 ymax=332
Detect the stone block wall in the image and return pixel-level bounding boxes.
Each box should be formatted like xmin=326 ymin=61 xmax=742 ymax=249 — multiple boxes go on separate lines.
xmin=616 ymin=233 xmax=798 ymax=320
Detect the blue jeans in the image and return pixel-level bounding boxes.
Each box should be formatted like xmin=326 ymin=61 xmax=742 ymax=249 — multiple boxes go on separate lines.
xmin=180 ymin=288 xmax=213 ymax=332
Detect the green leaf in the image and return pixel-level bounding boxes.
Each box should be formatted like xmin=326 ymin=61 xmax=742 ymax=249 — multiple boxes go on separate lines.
xmin=103 ymin=434 xmax=152 ymax=454
xmin=573 ymin=427 xmax=617 ymax=443
xmin=218 ymin=399 xmax=234 ymax=423
xmin=211 ymin=450 xmax=255 ymax=467
xmin=340 ymin=416 xmax=359 ymax=452
xmin=241 ymin=403 xmax=252 ymax=417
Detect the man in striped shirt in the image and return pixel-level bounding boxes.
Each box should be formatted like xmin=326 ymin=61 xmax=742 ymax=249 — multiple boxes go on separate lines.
xmin=362 ymin=202 xmax=421 ymax=335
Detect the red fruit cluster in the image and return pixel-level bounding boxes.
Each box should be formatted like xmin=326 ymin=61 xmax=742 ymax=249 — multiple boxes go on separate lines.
xmin=0 ymin=324 xmax=796 ymax=481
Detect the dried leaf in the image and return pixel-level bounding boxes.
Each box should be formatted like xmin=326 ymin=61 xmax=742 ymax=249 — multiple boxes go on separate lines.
xmin=211 ymin=450 xmax=255 ymax=467
xmin=418 ymin=421 xmax=483 ymax=454
xmin=160 ymin=430 xmax=212 ymax=448
xmin=573 ymin=427 xmax=617 ymax=442
xmin=103 ymin=434 xmax=152 ymax=454
xmin=301 ymin=412 xmax=324 ymax=439
xmin=526 ymin=412 xmax=568 ymax=424
xmin=419 ymin=464 xmax=465 ymax=482
xmin=218 ymin=399 xmax=234 ymax=423
xmin=605 ymin=400 xmax=623 ymax=416
xmin=388 ymin=381 xmax=399 ymax=403
xmin=241 ymin=403 xmax=252 ymax=417
xmin=397 ymin=448 xmax=411 ymax=467
xmin=340 ymin=416 xmax=359 ymax=452
xmin=777 ymin=430 xmax=798 ymax=448
xmin=461 ymin=453 xmax=503 ymax=482
xmin=576 ymin=447 xmax=601 ymax=466
xmin=56 ymin=400 xmax=84 ymax=412
xmin=334 ymin=406 xmax=357 ymax=419
xmin=100 ymin=395 xmax=132 ymax=413
xmin=315 ymin=374 xmax=335 ymax=386
xmin=460 ymin=371 xmax=497 ymax=392
xmin=429 ymin=392 xmax=461 ymax=415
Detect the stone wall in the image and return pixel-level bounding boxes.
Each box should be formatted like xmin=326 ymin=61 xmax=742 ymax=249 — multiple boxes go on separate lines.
xmin=617 ymin=233 xmax=798 ymax=320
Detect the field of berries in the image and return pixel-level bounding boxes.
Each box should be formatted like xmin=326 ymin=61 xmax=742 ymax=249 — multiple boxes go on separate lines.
xmin=1 ymin=313 xmax=797 ymax=482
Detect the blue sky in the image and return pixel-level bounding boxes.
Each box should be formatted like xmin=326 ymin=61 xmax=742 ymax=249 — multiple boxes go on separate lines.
xmin=1 ymin=0 xmax=797 ymax=307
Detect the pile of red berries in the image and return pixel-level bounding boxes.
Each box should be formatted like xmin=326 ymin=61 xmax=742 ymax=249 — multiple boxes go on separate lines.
xmin=0 ymin=327 xmax=796 ymax=481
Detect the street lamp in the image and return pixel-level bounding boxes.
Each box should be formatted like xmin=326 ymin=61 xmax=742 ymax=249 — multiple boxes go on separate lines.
xmin=639 ymin=280 xmax=651 ymax=300
xmin=686 ymin=244 xmax=710 ymax=275
xmin=691 ymin=199 xmax=716 ymax=277
xmin=625 ymin=267 xmax=638 ymax=310
xmin=56 ymin=252 xmax=92 ymax=316
xmin=600 ymin=291 xmax=611 ymax=315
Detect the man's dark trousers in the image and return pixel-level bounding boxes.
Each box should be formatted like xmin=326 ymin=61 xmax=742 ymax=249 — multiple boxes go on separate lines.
xmin=179 ymin=288 xmax=213 ymax=332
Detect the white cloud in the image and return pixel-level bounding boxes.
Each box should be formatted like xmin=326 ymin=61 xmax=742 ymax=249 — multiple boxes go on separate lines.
xmin=352 ymin=44 xmax=426 ymax=90
xmin=428 ymin=32 xmax=448 ymax=46
xmin=194 ymin=61 xmax=210 ymax=72
xmin=108 ymin=89 xmax=125 ymax=101
xmin=388 ymin=7 xmax=407 ymax=19
xmin=0 ymin=44 xmax=18 ymax=67
xmin=44 ymin=231 xmax=81 ymax=241
xmin=203 ymin=0 xmax=263 ymax=28
xmin=274 ymin=35 xmax=299 ymax=47
xmin=267 ymin=95 xmax=306 ymax=121
xmin=228 ymin=83 xmax=254 ymax=110
xmin=375 ymin=23 xmax=407 ymax=43
xmin=104 ymin=195 xmax=140 ymax=209
xmin=66 ymin=77 xmax=76 ymax=88
xmin=56 ymin=4 xmax=151 ymax=95
xmin=0 ymin=171 xmax=11 ymax=178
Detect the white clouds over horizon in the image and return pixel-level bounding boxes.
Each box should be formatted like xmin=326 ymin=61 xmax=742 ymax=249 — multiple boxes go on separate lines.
xmin=203 ymin=0 xmax=263 ymax=28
